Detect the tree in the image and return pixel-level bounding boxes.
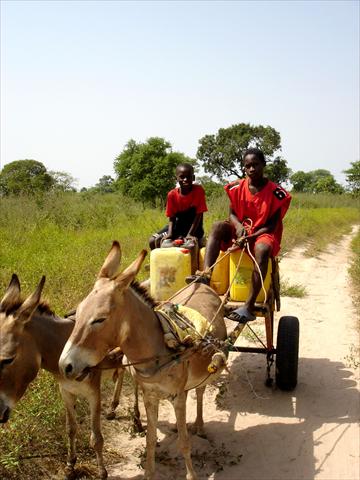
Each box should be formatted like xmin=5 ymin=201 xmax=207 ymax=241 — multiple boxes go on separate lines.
xmin=49 ymin=171 xmax=78 ymax=192
xmin=93 ymin=175 xmax=116 ymax=193
xmin=344 ymin=161 xmax=360 ymax=195
xmin=197 ymin=123 xmax=282 ymax=181
xmin=196 ymin=175 xmax=224 ymax=198
xmin=0 ymin=159 xmax=54 ymax=196
xmin=290 ymin=169 xmax=344 ymax=194
xmin=265 ymin=156 xmax=292 ymax=184
xmin=114 ymin=137 xmax=195 ymax=205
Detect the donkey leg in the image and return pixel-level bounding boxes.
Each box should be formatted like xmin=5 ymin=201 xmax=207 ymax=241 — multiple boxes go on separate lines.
xmin=106 ymin=368 xmax=124 ymax=420
xmin=190 ymin=386 xmax=206 ymax=437
xmin=143 ymin=390 xmax=159 ymax=480
xmin=88 ymin=373 xmax=107 ymax=479
xmin=133 ymin=379 xmax=144 ymax=433
xmin=174 ymin=391 xmax=198 ymax=480
xmin=59 ymin=386 xmax=78 ymax=480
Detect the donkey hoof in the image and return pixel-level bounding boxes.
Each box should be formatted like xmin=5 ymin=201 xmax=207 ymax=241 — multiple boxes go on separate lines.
xmin=64 ymin=468 xmax=76 ymax=480
xmin=106 ymin=411 xmax=116 ymax=420
xmin=99 ymin=467 xmax=108 ymax=479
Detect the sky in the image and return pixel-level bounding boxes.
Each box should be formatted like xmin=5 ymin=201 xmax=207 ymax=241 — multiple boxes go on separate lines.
xmin=0 ymin=0 xmax=359 ymax=189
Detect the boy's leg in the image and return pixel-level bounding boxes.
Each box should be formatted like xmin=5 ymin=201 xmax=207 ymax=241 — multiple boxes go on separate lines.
xmin=186 ymin=221 xmax=233 ymax=284
xmin=245 ymin=241 xmax=272 ymax=312
xmin=204 ymin=221 xmax=234 ymax=269
xmin=149 ymin=226 xmax=168 ymax=250
xmin=229 ymin=235 xmax=275 ymax=322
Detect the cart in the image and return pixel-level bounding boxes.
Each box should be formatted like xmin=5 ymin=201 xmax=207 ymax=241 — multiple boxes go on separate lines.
xmin=223 ymin=257 xmax=300 ymax=391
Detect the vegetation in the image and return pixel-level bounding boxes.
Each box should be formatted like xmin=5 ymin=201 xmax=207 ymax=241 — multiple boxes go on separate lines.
xmin=0 ymin=190 xmax=358 ymax=478
xmin=196 ymin=123 xmax=292 ymax=183
xmin=290 ymin=169 xmax=344 ymax=194
xmin=344 ymin=160 xmax=360 ymax=196
xmin=113 ymin=137 xmax=194 ymax=206
xmin=0 ymin=160 xmax=78 ymax=196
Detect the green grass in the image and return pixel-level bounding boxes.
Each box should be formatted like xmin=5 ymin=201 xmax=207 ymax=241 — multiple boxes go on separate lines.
xmin=349 ymin=229 xmax=360 ymax=320
xmin=280 ymin=278 xmax=307 ymax=297
xmin=0 ymin=190 xmax=359 ymax=478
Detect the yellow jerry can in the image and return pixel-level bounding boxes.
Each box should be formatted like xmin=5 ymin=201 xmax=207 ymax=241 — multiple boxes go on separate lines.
xmin=229 ymin=250 xmax=272 ymax=302
xmin=199 ymin=247 xmax=229 ymax=295
xmin=150 ymin=247 xmax=191 ymax=301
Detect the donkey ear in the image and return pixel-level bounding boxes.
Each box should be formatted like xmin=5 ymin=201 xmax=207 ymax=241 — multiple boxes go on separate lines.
xmin=0 ymin=274 xmax=21 ymax=313
xmin=115 ymin=250 xmax=147 ymax=289
xmin=98 ymin=241 xmax=122 ymax=279
xmin=16 ymin=276 xmax=45 ymax=324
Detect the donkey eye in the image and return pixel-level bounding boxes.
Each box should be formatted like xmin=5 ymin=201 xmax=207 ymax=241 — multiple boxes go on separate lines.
xmin=91 ymin=317 xmax=106 ymax=325
xmin=0 ymin=357 xmax=15 ymax=369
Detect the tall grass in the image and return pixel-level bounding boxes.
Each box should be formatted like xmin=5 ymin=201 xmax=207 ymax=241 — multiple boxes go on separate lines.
xmin=0 ymin=190 xmax=359 ymax=478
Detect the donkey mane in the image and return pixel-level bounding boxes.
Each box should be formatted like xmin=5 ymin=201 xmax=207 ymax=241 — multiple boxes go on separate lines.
xmin=0 ymin=300 xmax=54 ymax=316
xmin=130 ymin=280 xmax=158 ymax=308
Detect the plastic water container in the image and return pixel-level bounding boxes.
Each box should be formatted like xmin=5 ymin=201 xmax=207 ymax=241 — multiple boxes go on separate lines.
xmin=150 ymin=247 xmax=191 ymax=301
xmin=229 ymin=250 xmax=272 ymax=302
xmin=162 ymin=238 xmax=199 ymax=274
xmin=199 ymin=247 xmax=229 ymax=295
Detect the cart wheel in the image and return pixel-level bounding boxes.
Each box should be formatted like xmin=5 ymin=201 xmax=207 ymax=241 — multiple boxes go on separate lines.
xmin=275 ymin=316 xmax=299 ymax=391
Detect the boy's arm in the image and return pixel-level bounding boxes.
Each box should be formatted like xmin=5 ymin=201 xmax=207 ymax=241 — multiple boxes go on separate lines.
xmin=229 ymin=208 xmax=246 ymax=239
xmin=186 ymin=213 xmax=203 ymax=239
xmin=165 ymin=217 xmax=175 ymax=239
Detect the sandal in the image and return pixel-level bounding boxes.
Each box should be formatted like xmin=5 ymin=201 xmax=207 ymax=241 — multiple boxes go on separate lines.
xmin=227 ymin=306 xmax=256 ymax=323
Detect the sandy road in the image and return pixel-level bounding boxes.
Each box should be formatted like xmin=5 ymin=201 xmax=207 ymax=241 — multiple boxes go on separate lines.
xmin=105 ymin=230 xmax=359 ymax=480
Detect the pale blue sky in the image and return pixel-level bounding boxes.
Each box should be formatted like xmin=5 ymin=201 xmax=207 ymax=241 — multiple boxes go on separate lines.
xmin=1 ymin=0 xmax=359 ymax=188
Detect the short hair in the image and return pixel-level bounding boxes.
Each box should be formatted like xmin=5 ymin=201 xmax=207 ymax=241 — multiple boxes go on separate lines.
xmin=176 ymin=163 xmax=194 ymax=174
xmin=242 ymin=148 xmax=266 ymax=165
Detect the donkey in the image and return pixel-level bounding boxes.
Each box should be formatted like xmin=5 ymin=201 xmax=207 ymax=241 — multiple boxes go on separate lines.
xmin=59 ymin=241 xmax=228 ymax=480
xmin=0 ymin=274 xmax=127 ymax=479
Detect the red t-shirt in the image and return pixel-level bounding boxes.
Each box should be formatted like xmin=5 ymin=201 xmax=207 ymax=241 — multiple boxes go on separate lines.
xmin=224 ymin=178 xmax=291 ymax=246
xmin=166 ymin=184 xmax=208 ymax=218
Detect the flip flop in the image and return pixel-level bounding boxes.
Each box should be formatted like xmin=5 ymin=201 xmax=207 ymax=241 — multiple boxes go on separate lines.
xmin=227 ymin=306 xmax=256 ymax=323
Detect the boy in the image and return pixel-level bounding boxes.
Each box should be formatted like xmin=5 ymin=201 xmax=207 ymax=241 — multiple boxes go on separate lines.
xmin=149 ymin=163 xmax=208 ymax=249
xmin=188 ymin=148 xmax=291 ymax=322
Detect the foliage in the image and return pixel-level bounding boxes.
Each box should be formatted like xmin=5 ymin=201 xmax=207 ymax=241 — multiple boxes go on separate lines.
xmin=94 ymin=175 xmax=117 ymax=193
xmin=344 ymin=160 xmax=360 ymax=196
xmin=197 ymin=175 xmax=224 ymax=198
xmin=349 ymin=229 xmax=360 ymax=318
xmin=0 ymin=159 xmax=54 ymax=196
xmin=265 ymin=156 xmax=292 ymax=184
xmin=196 ymin=123 xmax=282 ymax=181
xmin=290 ymin=169 xmax=344 ymax=194
xmin=49 ymin=170 xmax=78 ymax=192
xmin=114 ymin=137 xmax=194 ymax=206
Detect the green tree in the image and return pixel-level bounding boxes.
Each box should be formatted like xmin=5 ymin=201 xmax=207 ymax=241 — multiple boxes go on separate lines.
xmin=49 ymin=171 xmax=78 ymax=192
xmin=0 ymin=160 xmax=54 ymax=196
xmin=265 ymin=157 xmax=292 ymax=184
xmin=197 ymin=123 xmax=282 ymax=180
xmin=344 ymin=161 xmax=360 ymax=195
xmin=197 ymin=175 xmax=224 ymax=198
xmin=290 ymin=169 xmax=344 ymax=194
xmin=114 ymin=137 xmax=194 ymax=205
xmin=93 ymin=175 xmax=116 ymax=193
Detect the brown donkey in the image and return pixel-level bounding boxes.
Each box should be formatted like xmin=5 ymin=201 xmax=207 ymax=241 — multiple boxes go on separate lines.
xmin=0 ymin=274 xmax=126 ymax=479
xmin=59 ymin=241 xmax=227 ymax=480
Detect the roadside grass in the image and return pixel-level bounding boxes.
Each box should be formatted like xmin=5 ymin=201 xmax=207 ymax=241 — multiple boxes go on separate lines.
xmin=280 ymin=278 xmax=307 ymax=297
xmin=0 ymin=190 xmax=359 ymax=478
xmin=345 ymin=229 xmax=360 ymax=370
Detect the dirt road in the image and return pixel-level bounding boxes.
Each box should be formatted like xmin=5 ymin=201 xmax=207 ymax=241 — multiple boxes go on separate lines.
xmin=104 ymin=230 xmax=359 ymax=480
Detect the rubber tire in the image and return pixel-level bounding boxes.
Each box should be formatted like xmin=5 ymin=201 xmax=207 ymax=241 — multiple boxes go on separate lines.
xmin=275 ymin=316 xmax=299 ymax=391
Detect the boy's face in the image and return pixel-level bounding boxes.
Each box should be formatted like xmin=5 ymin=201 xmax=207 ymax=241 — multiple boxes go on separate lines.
xmin=243 ymin=154 xmax=265 ymax=182
xmin=176 ymin=166 xmax=194 ymax=192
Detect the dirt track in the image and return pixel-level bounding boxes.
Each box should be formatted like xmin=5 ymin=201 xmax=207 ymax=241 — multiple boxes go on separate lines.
xmin=104 ymin=230 xmax=359 ymax=480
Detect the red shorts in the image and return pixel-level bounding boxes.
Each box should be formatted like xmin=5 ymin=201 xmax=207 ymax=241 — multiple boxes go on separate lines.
xmin=220 ymin=225 xmax=280 ymax=257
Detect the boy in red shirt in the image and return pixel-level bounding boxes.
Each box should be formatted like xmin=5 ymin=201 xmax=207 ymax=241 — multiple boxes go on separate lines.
xmin=189 ymin=148 xmax=291 ymax=322
xmin=149 ymin=163 xmax=208 ymax=249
